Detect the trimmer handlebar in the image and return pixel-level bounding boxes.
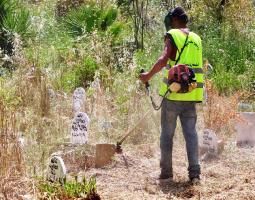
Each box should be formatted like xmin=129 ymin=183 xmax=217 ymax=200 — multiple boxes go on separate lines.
xmin=140 ymin=69 xmax=150 ymax=90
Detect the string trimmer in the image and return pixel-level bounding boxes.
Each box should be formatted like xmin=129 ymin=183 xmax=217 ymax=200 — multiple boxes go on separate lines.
xmin=95 ymin=109 xmax=151 ymax=168
xmin=95 ymin=70 xmax=155 ymax=167
xmin=95 ymin=69 xmax=162 ymax=168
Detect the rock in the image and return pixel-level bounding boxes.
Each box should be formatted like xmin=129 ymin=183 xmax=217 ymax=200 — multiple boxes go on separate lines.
xmin=47 ymin=88 xmax=55 ymax=99
xmin=19 ymin=194 xmax=36 ymax=200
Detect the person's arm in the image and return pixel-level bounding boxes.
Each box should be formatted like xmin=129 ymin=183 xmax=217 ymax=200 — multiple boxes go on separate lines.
xmin=140 ymin=39 xmax=173 ymax=83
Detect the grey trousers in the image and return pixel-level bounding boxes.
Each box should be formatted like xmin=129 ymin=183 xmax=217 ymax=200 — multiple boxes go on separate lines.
xmin=160 ymin=99 xmax=200 ymax=179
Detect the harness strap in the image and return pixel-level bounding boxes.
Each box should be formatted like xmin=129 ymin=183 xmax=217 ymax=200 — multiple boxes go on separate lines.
xmin=175 ymin=33 xmax=189 ymax=65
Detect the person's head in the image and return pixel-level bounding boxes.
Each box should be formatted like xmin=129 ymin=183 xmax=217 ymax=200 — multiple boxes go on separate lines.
xmin=164 ymin=6 xmax=188 ymax=31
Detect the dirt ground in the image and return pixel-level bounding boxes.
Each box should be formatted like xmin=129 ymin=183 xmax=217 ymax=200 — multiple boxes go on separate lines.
xmin=2 ymin=132 xmax=255 ymax=200
xmin=83 ymin=137 xmax=255 ymax=200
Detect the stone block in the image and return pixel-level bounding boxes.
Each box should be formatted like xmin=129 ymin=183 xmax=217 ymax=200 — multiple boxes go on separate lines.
xmin=235 ymin=112 xmax=255 ymax=146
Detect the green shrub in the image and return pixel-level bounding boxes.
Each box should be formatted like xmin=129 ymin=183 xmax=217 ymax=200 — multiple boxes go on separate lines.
xmin=0 ymin=0 xmax=31 ymax=56
xmin=212 ymin=70 xmax=242 ymax=94
xmin=107 ymin=21 xmax=125 ymax=38
xmin=2 ymin=5 xmax=30 ymax=39
xmin=63 ymin=4 xmax=101 ymax=37
xmin=99 ymin=7 xmax=118 ymax=31
xmin=39 ymin=176 xmax=100 ymax=199
xmin=74 ymin=56 xmax=98 ymax=87
xmin=57 ymin=56 xmax=98 ymax=91
xmin=189 ymin=0 xmax=255 ymax=94
xmin=62 ymin=4 xmax=118 ymax=37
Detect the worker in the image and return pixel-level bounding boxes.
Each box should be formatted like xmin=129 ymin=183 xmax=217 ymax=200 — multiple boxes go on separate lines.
xmin=140 ymin=6 xmax=203 ymax=184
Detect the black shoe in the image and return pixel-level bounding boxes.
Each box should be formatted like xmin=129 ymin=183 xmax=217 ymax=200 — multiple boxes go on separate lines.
xmin=190 ymin=177 xmax=200 ymax=185
xmin=157 ymin=174 xmax=173 ymax=184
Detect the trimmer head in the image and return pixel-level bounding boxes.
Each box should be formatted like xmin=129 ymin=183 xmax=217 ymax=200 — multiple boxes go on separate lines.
xmin=116 ymin=142 xmax=123 ymax=154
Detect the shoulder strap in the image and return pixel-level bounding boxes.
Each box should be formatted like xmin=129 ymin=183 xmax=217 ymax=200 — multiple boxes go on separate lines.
xmin=175 ymin=33 xmax=189 ymax=65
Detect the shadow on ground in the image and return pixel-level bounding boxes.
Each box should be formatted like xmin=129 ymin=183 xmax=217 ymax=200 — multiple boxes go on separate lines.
xmin=159 ymin=180 xmax=200 ymax=199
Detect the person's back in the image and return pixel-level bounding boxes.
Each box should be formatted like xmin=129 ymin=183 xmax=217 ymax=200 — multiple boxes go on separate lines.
xmin=140 ymin=6 xmax=203 ymax=184
xmin=159 ymin=29 xmax=203 ymax=102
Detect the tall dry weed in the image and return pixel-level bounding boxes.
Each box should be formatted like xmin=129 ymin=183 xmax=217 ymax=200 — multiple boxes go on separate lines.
xmin=203 ymin=79 xmax=243 ymax=135
xmin=0 ymin=99 xmax=24 ymax=178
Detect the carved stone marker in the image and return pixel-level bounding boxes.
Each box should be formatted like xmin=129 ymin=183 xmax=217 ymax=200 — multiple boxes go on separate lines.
xmin=72 ymin=87 xmax=86 ymax=113
xmin=91 ymin=77 xmax=100 ymax=89
xmin=70 ymin=112 xmax=90 ymax=144
xmin=201 ymin=129 xmax=218 ymax=155
xmin=236 ymin=112 xmax=255 ymax=146
xmin=47 ymin=155 xmax=66 ymax=183
xmin=199 ymin=129 xmax=224 ymax=160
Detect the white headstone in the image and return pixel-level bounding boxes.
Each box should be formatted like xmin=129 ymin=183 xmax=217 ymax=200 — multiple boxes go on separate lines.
xmin=236 ymin=112 xmax=255 ymax=146
xmin=47 ymin=155 xmax=66 ymax=183
xmin=99 ymin=120 xmax=112 ymax=133
xmin=72 ymin=87 xmax=86 ymax=113
xmin=201 ymin=129 xmax=218 ymax=154
xmin=91 ymin=77 xmax=100 ymax=89
xmin=70 ymin=112 xmax=90 ymax=144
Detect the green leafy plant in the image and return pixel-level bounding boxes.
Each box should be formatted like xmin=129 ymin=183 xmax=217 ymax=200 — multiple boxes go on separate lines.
xmin=99 ymin=7 xmax=118 ymax=31
xmin=189 ymin=0 xmax=255 ymax=94
xmin=2 ymin=5 xmax=30 ymax=39
xmin=0 ymin=0 xmax=31 ymax=57
xmin=63 ymin=3 xmax=101 ymax=37
xmin=57 ymin=56 xmax=98 ymax=91
xmin=62 ymin=4 xmax=118 ymax=37
xmin=39 ymin=176 xmax=100 ymax=199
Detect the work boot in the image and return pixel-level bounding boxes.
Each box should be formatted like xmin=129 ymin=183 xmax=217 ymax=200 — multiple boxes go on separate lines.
xmin=157 ymin=173 xmax=173 ymax=184
xmin=190 ymin=177 xmax=200 ymax=185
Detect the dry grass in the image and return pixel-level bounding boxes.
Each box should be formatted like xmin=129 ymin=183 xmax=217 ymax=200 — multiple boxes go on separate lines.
xmin=0 ymin=103 xmax=24 ymax=177
xmin=83 ymin=124 xmax=255 ymax=200
xmin=0 ymin=68 xmax=254 ymax=199
xmin=203 ymin=80 xmax=243 ymax=136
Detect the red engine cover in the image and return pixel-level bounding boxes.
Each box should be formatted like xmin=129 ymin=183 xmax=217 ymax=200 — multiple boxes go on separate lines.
xmin=168 ymin=64 xmax=190 ymax=82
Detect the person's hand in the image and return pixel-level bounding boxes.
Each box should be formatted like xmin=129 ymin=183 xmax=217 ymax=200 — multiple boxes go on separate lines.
xmin=139 ymin=72 xmax=151 ymax=83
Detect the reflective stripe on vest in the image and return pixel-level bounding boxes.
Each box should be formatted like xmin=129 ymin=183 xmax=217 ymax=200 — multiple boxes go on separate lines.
xmin=159 ymin=29 xmax=204 ymax=102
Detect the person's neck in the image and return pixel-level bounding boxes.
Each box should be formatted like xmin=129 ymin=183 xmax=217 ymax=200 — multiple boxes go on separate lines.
xmin=174 ymin=24 xmax=187 ymax=29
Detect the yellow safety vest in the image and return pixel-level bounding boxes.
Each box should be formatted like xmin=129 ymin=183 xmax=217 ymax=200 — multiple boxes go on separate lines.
xmin=159 ymin=29 xmax=203 ymax=102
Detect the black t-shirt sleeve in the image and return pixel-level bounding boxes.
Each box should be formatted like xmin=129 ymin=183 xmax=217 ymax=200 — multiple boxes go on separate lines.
xmin=164 ymin=32 xmax=177 ymax=49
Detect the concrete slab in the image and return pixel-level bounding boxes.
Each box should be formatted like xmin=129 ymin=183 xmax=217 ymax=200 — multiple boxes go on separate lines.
xmin=235 ymin=112 xmax=255 ymax=146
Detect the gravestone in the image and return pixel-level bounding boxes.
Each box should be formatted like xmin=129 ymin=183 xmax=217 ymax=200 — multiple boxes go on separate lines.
xmin=70 ymin=112 xmax=90 ymax=144
xmin=72 ymin=87 xmax=86 ymax=113
xmin=199 ymin=129 xmax=224 ymax=159
xmin=46 ymin=155 xmax=66 ymax=183
xmin=238 ymin=102 xmax=253 ymax=112
xmin=99 ymin=120 xmax=112 ymax=134
xmin=91 ymin=77 xmax=100 ymax=90
xmin=236 ymin=112 xmax=255 ymax=147
xmin=201 ymin=129 xmax=218 ymax=155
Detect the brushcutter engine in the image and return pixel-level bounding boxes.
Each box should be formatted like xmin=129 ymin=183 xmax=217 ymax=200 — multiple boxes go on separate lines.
xmin=168 ymin=64 xmax=197 ymax=93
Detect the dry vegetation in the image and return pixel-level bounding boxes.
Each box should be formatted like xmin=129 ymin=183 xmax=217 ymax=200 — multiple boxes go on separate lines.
xmin=203 ymin=80 xmax=242 ymax=135
xmin=0 ymin=0 xmax=254 ymax=199
xmin=1 ymin=71 xmax=254 ymax=199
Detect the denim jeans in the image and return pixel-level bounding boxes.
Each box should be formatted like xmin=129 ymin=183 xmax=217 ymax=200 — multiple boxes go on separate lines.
xmin=160 ymin=99 xmax=200 ymax=179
